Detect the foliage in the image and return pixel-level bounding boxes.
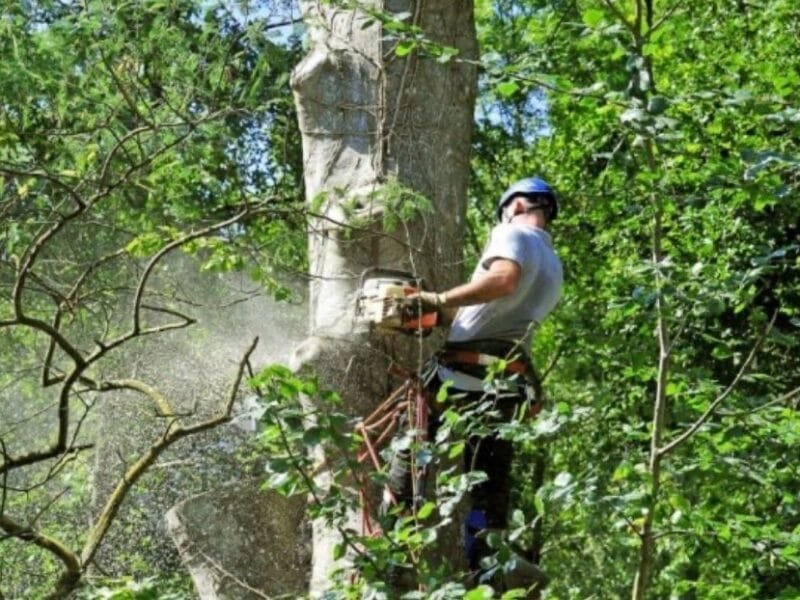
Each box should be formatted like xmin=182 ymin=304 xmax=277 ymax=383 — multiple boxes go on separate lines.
xmin=471 ymin=0 xmax=800 ymax=598
xmin=254 ymin=363 xmax=550 ymax=598
xmin=78 ymin=575 xmax=193 ymax=600
xmin=3 ymin=0 xmax=799 ymax=598
xmin=0 ymin=0 xmax=305 ymax=597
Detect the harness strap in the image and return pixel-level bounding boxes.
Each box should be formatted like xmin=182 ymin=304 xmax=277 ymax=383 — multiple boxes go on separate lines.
xmin=439 ymin=349 xmax=530 ymax=376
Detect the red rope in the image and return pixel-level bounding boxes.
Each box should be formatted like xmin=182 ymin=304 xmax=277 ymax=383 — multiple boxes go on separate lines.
xmin=355 ymin=378 xmax=428 ymax=537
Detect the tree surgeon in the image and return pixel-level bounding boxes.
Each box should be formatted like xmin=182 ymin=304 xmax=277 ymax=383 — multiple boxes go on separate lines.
xmin=386 ymin=176 xmax=563 ymax=584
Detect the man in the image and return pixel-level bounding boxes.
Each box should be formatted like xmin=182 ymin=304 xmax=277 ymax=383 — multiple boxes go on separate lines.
xmin=388 ymin=176 xmax=563 ymax=582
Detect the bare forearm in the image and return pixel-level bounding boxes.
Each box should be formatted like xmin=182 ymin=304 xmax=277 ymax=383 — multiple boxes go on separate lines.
xmin=409 ymin=259 xmax=520 ymax=327
xmin=442 ymin=272 xmax=515 ymax=307
xmin=441 ymin=259 xmax=520 ymax=309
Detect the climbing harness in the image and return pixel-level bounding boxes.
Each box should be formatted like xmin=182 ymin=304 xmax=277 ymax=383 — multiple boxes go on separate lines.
xmin=438 ymin=348 xmax=544 ymax=418
xmin=353 ymin=350 xmax=542 ymax=538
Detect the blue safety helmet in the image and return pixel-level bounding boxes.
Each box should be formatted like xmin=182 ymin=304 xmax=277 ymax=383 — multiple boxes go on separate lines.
xmin=496 ymin=177 xmax=559 ymax=222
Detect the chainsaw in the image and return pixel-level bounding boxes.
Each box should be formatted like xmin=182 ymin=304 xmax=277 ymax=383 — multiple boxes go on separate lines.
xmin=354 ymin=268 xmax=438 ymax=335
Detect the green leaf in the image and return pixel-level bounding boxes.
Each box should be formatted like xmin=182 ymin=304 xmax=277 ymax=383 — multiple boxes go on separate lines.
xmin=582 ymin=8 xmax=605 ymax=27
xmin=395 ymin=40 xmax=415 ymax=57
xmin=448 ymin=440 xmax=465 ymax=458
xmin=436 ymin=46 xmax=459 ymax=64
xmin=333 ymin=542 xmax=346 ymax=560
xmin=496 ymin=80 xmax=520 ymax=98
xmin=416 ymin=501 xmax=436 ymax=520
xmin=464 ymin=584 xmax=495 ymax=599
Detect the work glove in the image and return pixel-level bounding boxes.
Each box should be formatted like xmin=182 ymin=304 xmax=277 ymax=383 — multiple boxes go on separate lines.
xmin=402 ymin=290 xmax=447 ymax=314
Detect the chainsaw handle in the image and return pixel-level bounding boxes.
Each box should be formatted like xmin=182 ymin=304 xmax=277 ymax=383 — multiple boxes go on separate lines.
xmin=357 ymin=267 xmax=428 ymax=291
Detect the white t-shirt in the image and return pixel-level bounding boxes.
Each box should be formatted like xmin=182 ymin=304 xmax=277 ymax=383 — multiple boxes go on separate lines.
xmin=447 ymin=223 xmax=563 ymax=349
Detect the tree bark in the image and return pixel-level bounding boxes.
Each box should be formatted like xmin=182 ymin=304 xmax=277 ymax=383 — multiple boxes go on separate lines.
xmin=291 ymin=0 xmax=477 ymax=594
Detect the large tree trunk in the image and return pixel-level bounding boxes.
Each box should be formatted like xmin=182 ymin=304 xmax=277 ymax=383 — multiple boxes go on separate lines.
xmin=291 ymin=0 xmax=477 ymax=593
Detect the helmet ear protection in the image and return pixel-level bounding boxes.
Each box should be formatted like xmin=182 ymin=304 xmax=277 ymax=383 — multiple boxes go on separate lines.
xmin=496 ymin=177 xmax=559 ymax=223
xmin=501 ymin=194 xmax=556 ymax=223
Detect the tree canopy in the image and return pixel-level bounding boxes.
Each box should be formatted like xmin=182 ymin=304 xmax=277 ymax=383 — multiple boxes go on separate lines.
xmin=1 ymin=0 xmax=798 ymax=598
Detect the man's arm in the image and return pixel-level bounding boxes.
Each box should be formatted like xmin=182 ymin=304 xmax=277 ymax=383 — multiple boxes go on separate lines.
xmin=411 ymin=258 xmax=521 ymax=325
xmin=441 ymin=258 xmax=521 ymax=307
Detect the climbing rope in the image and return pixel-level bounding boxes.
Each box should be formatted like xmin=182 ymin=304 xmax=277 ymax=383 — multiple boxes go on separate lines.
xmin=354 ymin=373 xmax=430 ymax=537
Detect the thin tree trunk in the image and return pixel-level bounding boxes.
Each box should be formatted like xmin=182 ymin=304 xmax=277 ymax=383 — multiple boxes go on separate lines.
xmin=632 ymin=143 xmax=669 ymax=600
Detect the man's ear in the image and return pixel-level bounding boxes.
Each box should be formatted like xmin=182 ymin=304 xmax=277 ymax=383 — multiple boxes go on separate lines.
xmin=501 ymin=196 xmax=520 ymax=222
xmin=509 ymin=196 xmax=530 ymax=218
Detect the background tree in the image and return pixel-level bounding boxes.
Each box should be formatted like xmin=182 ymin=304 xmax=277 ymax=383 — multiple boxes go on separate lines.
xmin=470 ymin=0 xmax=800 ymax=597
xmin=2 ymin=0 xmax=799 ymax=598
xmin=0 ymin=1 xmax=306 ymax=597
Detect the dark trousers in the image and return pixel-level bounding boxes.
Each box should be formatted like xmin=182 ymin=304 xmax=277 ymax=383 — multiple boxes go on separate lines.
xmin=384 ymin=383 xmax=522 ymax=569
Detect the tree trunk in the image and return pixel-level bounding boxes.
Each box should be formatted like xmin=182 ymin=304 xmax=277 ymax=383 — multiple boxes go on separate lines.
xmin=166 ymin=480 xmax=310 ymax=599
xmin=291 ymin=0 xmax=477 ymax=594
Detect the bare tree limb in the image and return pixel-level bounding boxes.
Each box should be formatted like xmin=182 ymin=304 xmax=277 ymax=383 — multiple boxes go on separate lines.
xmin=0 ymin=513 xmax=82 ymax=599
xmin=63 ymin=249 xmax=127 ymax=311
xmin=6 ymin=196 xmax=89 ymax=368
xmin=717 ymin=385 xmax=800 ymax=417
xmin=79 ymin=337 xmax=258 ymax=571
xmin=658 ymin=311 xmax=778 ymax=457
xmin=3 ymin=445 xmax=93 ymax=495
xmin=40 ymin=248 xmax=128 ymax=386
xmin=0 ymin=442 xmax=94 ymax=478
xmin=88 ymin=377 xmax=174 ymax=417
xmin=631 ymin=140 xmax=669 ymax=600
xmin=0 ymin=439 xmax=7 ymax=515
xmin=131 ymin=207 xmax=250 ymax=335
xmin=140 ymin=303 xmax=196 ymax=324
xmin=42 ymin=312 xmax=64 ymax=387
xmin=0 ymin=354 xmax=92 ymax=477
xmin=88 ymin=206 xmax=251 ymax=359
